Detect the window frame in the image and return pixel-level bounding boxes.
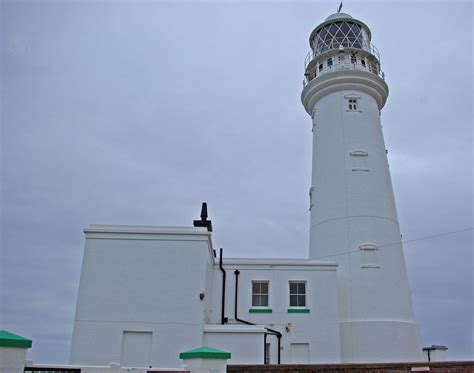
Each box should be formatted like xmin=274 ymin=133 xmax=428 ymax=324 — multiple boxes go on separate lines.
xmin=289 ymin=281 xmax=307 ymax=308
xmin=251 ymin=280 xmax=270 ymax=308
xmin=348 ymin=98 xmax=358 ymax=111
xmin=345 ymin=94 xmax=361 ymax=112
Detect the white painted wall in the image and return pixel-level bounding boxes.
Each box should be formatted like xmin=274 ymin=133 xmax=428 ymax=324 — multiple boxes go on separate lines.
xmin=70 ymin=225 xmax=215 ymax=368
xmin=210 ymin=258 xmax=341 ymax=364
xmin=301 ymin=46 xmax=423 ymax=361
xmin=0 ymin=347 xmax=28 ymax=373
xmin=203 ymin=325 xmax=265 ymax=364
xmin=70 ymin=226 xmax=342 ymax=367
xmin=181 ymin=358 xmax=227 ymax=373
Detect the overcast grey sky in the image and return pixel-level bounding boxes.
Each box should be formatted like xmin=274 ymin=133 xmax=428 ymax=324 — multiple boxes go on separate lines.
xmin=1 ymin=0 xmax=472 ymax=364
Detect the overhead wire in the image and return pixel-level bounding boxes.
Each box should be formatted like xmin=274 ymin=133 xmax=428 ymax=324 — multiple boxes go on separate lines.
xmin=305 ymin=227 xmax=474 ymax=261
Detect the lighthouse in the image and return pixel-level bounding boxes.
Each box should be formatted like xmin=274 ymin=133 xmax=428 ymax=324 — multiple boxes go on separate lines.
xmin=302 ymin=12 xmax=423 ymax=362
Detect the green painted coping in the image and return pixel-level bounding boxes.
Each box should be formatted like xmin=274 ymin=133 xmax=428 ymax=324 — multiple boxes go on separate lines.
xmin=0 ymin=330 xmax=32 ymax=348
xmin=249 ymin=308 xmax=272 ymax=313
xmin=179 ymin=346 xmax=231 ymax=360
xmin=288 ymin=308 xmax=310 ymax=313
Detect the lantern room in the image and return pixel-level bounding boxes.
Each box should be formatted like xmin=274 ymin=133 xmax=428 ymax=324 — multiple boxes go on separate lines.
xmin=304 ymin=13 xmax=384 ymax=86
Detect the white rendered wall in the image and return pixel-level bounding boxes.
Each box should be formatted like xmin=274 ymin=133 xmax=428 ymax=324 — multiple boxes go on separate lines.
xmin=0 ymin=347 xmax=28 ymax=373
xmin=209 ymin=259 xmax=341 ymax=364
xmin=70 ymin=226 xmax=214 ymax=368
xmin=303 ymin=72 xmax=423 ymax=362
xmin=203 ymin=325 xmax=265 ymax=364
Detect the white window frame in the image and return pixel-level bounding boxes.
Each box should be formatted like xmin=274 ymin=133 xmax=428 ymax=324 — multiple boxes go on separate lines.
xmin=289 ymin=281 xmax=307 ymax=308
xmin=251 ymin=280 xmax=269 ymax=308
xmin=348 ymin=98 xmax=358 ymax=111
xmin=345 ymin=94 xmax=361 ymax=112
xmin=359 ymin=244 xmax=380 ymax=268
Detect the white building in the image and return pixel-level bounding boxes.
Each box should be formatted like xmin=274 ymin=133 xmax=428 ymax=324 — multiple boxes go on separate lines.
xmin=70 ymin=11 xmax=423 ymax=368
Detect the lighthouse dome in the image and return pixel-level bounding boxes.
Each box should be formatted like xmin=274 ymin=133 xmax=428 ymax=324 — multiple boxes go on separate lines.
xmin=325 ymin=12 xmax=353 ymax=21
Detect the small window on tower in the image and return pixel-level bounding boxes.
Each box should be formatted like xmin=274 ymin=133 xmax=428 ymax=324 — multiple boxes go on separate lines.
xmin=327 ymin=58 xmax=333 ymax=67
xmin=319 ymin=63 xmax=323 ymax=72
xmin=361 ymin=59 xmax=366 ymax=67
xmin=351 ymin=54 xmax=357 ymax=64
xmin=348 ymin=98 xmax=358 ymax=111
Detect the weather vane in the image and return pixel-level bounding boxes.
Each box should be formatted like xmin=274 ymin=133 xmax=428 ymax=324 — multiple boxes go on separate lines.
xmin=337 ymin=1 xmax=343 ymax=13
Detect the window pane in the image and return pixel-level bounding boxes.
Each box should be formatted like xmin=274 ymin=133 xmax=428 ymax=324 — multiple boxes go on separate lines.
xmin=290 ymin=294 xmax=298 ymax=306
xmin=261 ymin=295 xmax=269 ymax=307
xmin=290 ymin=283 xmax=298 ymax=294
xmin=252 ymin=295 xmax=260 ymax=306
xmin=261 ymin=282 xmax=268 ymax=294
xmin=340 ymin=22 xmax=350 ymax=34
xmin=298 ymin=295 xmax=306 ymax=307
xmin=253 ymin=282 xmax=260 ymax=294
xmin=298 ymin=283 xmax=306 ymax=294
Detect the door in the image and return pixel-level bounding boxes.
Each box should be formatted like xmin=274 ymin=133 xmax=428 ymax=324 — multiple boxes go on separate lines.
xmin=290 ymin=343 xmax=309 ymax=363
xmin=121 ymin=331 xmax=152 ymax=367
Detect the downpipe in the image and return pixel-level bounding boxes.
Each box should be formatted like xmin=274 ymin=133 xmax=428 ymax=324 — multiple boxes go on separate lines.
xmin=234 ymin=269 xmax=282 ymax=364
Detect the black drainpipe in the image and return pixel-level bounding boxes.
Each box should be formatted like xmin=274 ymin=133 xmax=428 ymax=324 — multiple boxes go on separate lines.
xmin=219 ymin=248 xmax=227 ymax=325
xmin=234 ymin=269 xmax=282 ymax=364
xmin=264 ymin=333 xmax=267 ymax=364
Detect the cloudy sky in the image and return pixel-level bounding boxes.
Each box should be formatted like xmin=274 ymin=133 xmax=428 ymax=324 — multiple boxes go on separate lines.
xmin=1 ymin=0 xmax=472 ymax=364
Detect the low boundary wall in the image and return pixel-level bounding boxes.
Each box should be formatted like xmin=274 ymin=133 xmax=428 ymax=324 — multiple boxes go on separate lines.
xmin=228 ymin=361 xmax=474 ymax=373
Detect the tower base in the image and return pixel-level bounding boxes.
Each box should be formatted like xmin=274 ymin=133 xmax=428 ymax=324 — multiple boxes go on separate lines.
xmin=340 ymin=320 xmax=423 ymax=362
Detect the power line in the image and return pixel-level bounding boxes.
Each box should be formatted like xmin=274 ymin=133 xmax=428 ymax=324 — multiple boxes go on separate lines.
xmin=310 ymin=227 xmax=474 ymax=261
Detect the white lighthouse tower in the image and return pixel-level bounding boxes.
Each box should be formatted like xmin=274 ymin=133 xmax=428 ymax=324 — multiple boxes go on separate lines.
xmin=301 ymin=11 xmax=423 ymax=362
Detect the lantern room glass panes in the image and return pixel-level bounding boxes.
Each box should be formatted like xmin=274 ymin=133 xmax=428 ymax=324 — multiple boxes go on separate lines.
xmin=313 ymin=21 xmax=363 ymax=56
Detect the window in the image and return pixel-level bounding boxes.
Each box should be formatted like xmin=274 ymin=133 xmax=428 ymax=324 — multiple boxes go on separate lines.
xmin=348 ymin=98 xmax=358 ymax=111
xmin=289 ymin=281 xmax=306 ymax=307
xmin=252 ymin=281 xmax=269 ymax=307
xmin=319 ymin=63 xmax=323 ymax=72
xmin=350 ymin=150 xmax=369 ymax=172
xmin=359 ymin=244 xmax=380 ymax=268
xmin=351 ymin=54 xmax=357 ymax=64
xmin=327 ymin=58 xmax=333 ymax=67
xmin=361 ymin=59 xmax=366 ymax=67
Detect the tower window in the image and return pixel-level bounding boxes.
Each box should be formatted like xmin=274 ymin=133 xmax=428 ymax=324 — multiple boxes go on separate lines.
xmin=359 ymin=244 xmax=380 ymax=268
xmin=319 ymin=63 xmax=323 ymax=72
xmin=351 ymin=55 xmax=357 ymax=64
xmin=289 ymin=281 xmax=306 ymax=307
xmin=327 ymin=58 xmax=333 ymax=67
xmin=348 ymin=98 xmax=358 ymax=110
xmin=361 ymin=59 xmax=366 ymax=67
xmin=252 ymin=281 xmax=269 ymax=307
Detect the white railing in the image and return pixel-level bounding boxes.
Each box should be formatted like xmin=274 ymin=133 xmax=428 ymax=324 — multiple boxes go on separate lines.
xmin=304 ymin=39 xmax=381 ymax=69
xmin=302 ymin=61 xmax=385 ymax=88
